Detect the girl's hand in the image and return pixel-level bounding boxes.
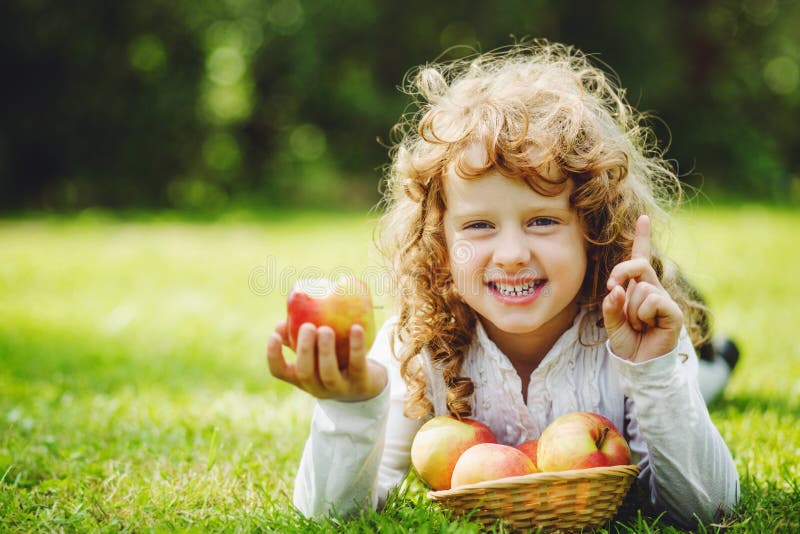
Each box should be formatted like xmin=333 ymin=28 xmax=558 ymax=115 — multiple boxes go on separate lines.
xmin=266 ymin=320 xmax=388 ymax=402
xmin=602 ymin=215 xmax=683 ymax=362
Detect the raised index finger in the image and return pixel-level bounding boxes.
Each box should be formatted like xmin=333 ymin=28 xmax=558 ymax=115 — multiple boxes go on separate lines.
xmin=631 ymin=215 xmax=651 ymax=261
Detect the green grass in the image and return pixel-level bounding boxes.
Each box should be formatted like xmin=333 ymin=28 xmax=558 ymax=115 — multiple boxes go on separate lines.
xmin=1 ymin=206 xmax=798 ymax=532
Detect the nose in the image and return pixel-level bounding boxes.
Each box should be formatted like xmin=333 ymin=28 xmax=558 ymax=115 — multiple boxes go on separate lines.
xmin=492 ymin=227 xmax=530 ymax=268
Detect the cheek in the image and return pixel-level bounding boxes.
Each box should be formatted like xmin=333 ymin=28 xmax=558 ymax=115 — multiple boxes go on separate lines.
xmin=448 ymin=246 xmax=487 ymax=296
xmin=448 ymin=234 xmax=479 ymax=265
xmin=562 ymin=226 xmax=587 ymax=261
xmin=543 ymin=235 xmax=587 ymax=281
xmin=562 ymin=243 xmax=588 ymax=286
xmin=449 ymin=257 xmax=481 ymax=290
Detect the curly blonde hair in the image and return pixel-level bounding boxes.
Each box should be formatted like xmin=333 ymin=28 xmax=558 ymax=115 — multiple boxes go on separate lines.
xmin=376 ymin=41 xmax=709 ymax=419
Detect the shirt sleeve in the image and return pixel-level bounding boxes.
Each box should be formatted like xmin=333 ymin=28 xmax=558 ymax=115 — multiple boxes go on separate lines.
xmin=292 ymin=319 xmax=422 ymax=517
xmin=610 ymin=330 xmax=740 ymax=527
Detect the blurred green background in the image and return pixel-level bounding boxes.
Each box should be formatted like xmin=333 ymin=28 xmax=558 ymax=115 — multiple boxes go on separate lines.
xmin=2 ymin=3 xmax=800 ymax=530
xmin=1 ymin=0 xmax=799 ymax=213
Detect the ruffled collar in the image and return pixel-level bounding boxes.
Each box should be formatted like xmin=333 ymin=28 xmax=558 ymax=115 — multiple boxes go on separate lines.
xmin=471 ymin=308 xmax=587 ymax=376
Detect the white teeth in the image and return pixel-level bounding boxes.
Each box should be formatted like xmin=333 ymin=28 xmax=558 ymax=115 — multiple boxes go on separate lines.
xmin=491 ymin=281 xmax=541 ymax=296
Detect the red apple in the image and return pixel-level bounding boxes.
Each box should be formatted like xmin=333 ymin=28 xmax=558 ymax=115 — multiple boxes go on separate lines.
xmin=451 ymin=443 xmax=536 ymax=487
xmin=410 ymin=416 xmax=496 ymax=490
xmin=536 ymin=412 xmax=631 ymax=472
xmin=516 ymin=439 xmax=539 ymax=470
xmin=286 ymin=277 xmax=375 ymax=368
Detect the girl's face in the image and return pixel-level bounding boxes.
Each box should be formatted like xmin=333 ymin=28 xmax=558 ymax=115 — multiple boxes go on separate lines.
xmin=443 ymin=171 xmax=587 ymax=339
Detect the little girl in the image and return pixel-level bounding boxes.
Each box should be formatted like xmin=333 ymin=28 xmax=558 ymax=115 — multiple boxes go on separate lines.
xmin=267 ymin=42 xmax=739 ymax=528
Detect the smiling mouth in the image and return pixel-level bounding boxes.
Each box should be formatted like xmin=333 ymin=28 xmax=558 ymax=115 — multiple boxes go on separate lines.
xmin=487 ymin=279 xmax=547 ymax=297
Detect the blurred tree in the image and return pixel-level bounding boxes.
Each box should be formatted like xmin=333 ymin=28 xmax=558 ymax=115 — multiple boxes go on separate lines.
xmin=0 ymin=0 xmax=798 ymax=211
xmin=0 ymin=1 xmax=205 ymax=208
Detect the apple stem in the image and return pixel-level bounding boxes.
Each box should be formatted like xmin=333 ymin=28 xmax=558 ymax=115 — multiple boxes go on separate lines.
xmin=596 ymin=427 xmax=609 ymax=449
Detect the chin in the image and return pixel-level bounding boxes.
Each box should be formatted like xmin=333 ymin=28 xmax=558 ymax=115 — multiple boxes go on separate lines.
xmin=481 ymin=314 xmax=547 ymax=336
xmin=481 ymin=302 xmax=580 ymax=337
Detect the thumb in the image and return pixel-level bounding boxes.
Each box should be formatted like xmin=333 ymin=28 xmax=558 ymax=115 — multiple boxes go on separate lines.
xmin=602 ymin=285 xmax=627 ymax=333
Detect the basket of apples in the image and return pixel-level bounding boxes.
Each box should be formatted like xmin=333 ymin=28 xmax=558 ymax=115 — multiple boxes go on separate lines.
xmin=414 ymin=413 xmax=640 ymax=532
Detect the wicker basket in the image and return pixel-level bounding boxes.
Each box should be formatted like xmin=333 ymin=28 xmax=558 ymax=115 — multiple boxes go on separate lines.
xmin=428 ymin=464 xmax=640 ymax=532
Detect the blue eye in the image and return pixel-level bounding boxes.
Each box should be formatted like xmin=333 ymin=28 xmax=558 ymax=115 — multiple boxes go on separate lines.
xmin=465 ymin=221 xmax=492 ymax=230
xmin=530 ymin=217 xmax=558 ymax=227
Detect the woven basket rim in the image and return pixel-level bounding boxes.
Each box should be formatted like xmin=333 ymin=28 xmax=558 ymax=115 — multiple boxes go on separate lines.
xmin=429 ymin=463 xmax=641 ymax=498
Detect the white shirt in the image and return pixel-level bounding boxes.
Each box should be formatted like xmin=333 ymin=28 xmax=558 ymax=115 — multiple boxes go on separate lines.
xmin=293 ymin=310 xmax=739 ymax=527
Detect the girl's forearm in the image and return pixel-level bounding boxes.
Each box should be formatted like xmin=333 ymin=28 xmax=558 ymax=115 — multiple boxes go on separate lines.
xmin=612 ymin=335 xmax=739 ymax=526
xmin=293 ymin=387 xmax=391 ymax=517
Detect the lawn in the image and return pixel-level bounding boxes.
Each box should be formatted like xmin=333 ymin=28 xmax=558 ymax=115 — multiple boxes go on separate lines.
xmin=1 ymin=206 xmax=798 ymax=532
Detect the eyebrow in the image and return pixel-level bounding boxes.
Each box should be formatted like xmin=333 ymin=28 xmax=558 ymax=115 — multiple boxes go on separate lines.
xmin=448 ymin=206 xmax=573 ymax=219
